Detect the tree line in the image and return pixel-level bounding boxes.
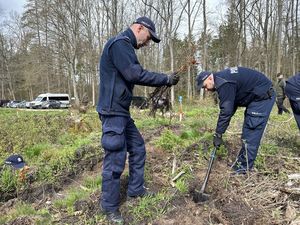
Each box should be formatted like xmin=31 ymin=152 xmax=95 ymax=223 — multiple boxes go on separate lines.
xmin=0 ymin=0 xmax=299 ymax=106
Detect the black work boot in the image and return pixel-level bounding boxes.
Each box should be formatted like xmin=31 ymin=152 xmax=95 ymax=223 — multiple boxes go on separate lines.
xmin=101 ymin=208 xmax=124 ymax=225
xmin=127 ymin=190 xmax=155 ymax=201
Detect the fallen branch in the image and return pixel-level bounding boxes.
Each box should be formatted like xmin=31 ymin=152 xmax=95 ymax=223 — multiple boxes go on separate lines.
xmin=288 ymin=174 xmax=300 ymax=180
xmin=260 ymin=153 xmax=300 ymax=161
xmin=172 ymin=154 xmax=177 ymax=175
xmin=268 ymin=115 xmax=295 ymax=125
xmin=170 ymin=170 xmax=186 ymax=187
xmin=172 ymin=171 xmax=185 ymax=182
xmin=280 ymin=187 xmax=300 ymax=195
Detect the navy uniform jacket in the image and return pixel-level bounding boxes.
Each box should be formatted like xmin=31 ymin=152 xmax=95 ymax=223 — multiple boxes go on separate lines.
xmin=214 ymin=67 xmax=273 ymax=134
xmin=97 ymin=28 xmax=169 ymax=116
xmin=285 ymin=73 xmax=300 ymax=101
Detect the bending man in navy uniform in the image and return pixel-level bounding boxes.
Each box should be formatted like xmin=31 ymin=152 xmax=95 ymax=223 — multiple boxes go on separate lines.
xmin=97 ymin=16 xmax=179 ymax=224
xmin=285 ymin=73 xmax=300 ymax=130
xmin=196 ymin=67 xmax=275 ymax=174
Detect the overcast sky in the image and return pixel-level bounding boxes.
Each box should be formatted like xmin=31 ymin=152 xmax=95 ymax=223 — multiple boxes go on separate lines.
xmin=0 ymin=0 xmax=26 ymax=15
xmin=0 ymin=0 xmax=226 ymax=36
xmin=0 ymin=0 xmax=226 ymax=17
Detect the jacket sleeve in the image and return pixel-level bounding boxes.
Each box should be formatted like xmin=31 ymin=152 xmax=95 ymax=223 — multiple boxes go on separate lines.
xmin=110 ymin=40 xmax=169 ymax=87
xmin=281 ymin=80 xmax=286 ymax=95
xmin=215 ymin=83 xmax=237 ymax=134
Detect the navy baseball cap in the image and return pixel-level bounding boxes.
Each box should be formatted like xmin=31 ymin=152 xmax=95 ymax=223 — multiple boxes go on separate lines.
xmin=5 ymin=154 xmax=26 ymax=169
xmin=196 ymin=71 xmax=212 ymax=89
xmin=134 ymin=16 xmax=161 ymax=43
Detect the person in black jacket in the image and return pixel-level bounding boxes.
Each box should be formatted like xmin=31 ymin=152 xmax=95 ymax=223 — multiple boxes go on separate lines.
xmin=97 ymin=16 xmax=179 ymax=224
xmin=285 ymin=72 xmax=300 ymax=130
xmin=196 ymin=67 xmax=275 ymax=174
xmin=274 ymin=72 xmax=290 ymax=114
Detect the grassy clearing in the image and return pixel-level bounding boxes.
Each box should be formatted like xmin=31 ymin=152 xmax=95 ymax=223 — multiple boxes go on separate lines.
xmin=0 ymin=101 xmax=299 ymax=225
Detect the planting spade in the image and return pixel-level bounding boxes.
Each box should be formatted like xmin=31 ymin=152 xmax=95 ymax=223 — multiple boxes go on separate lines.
xmin=193 ymin=146 xmax=218 ymax=203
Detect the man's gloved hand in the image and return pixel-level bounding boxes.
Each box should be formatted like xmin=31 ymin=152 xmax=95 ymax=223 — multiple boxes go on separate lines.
xmin=213 ymin=133 xmax=223 ymax=147
xmin=167 ymin=72 xmax=180 ymax=87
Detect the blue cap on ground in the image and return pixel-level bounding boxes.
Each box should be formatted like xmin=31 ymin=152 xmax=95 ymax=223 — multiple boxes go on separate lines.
xmin=134 ymin=16 xmax=161 ymax=43
xmin=196 ymin=71 xmax=212 ymax=89
xmin=5 ymin=154 xmax=26 ymax=169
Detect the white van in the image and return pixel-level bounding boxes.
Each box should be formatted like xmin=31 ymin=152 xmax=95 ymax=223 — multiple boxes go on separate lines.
xmin=26 ymin=93 xmax=70 ymax=109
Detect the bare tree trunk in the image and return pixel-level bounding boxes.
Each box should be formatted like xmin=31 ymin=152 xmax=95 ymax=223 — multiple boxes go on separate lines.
xmin=0 ymin=54 xmax=4 ymax=99
xmin=292 ymin=0 xmax=298 ymax=75
xmin=200 ymin=0 xmax=207 ymax=100
xmin=170 ymin=39 xmax=175 ymax=104
xmin=72 ymin=57 xmax=80 ymax=106
xmin=6 ymin=64 xmax=15 ymax=100
xmin=237 ymin=0 xmax=245 ymax=65
xmin=296 ymin=0 xmax=299 ymax=75
xmin=276 ymin=0 xmax=283 ymax=73
xmin=263 ymin=0 xmax=270 ymax=75
xmin=1 ymin=74 xmax=4 ymax=99
xmin=93 ymin=68 xmax=96 ymax=106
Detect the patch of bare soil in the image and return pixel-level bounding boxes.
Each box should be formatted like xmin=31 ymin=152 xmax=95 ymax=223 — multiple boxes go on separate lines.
xmin=147 ymin=134 xmax=299 ymax=225
xmin=51 ymin=192 xmax=101 ymax=225
xmin=152 ymin=200 xmax=207 ymax=225
xmin=5 ymin=216 xmax=34 ymax=225
xmin=142 ymin=124 xmax=182 ymax=143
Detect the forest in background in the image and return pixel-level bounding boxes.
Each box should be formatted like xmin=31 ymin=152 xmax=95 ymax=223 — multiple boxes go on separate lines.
xmin=0 ymin=0 xmax=299 ymax=106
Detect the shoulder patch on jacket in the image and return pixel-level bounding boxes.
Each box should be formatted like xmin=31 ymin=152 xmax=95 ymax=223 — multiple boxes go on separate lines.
xmin=230 ymin=67 xmax=238 ymax=74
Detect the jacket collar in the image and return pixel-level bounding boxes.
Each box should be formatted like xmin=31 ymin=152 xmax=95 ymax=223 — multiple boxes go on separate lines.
xmin=122 ymin=28 xmax=138 ymax=49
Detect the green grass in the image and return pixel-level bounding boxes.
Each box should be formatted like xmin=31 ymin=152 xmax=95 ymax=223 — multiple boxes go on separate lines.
xmin=128 ymin=192 xmax=167 ymax=224
xmin=0 ymin=108 xmax=101 ymax=192
xmin=24 ymin=143 xmax=50 ymax=158
xmin=154 ymin=129 xmax=184 ymax=152
xmin=180 ymin=128 xmax=200 ymax=139
xmin=0 ymin=109 xmax=100 ymax=159
xmin=84 ymin=215 xmax=107 ymax=225
xmin=175 ymin=179 xmax=188 ymax=193
xmin=0 ymin=167 xmax=18 ymax=192
xmin=183 ymin=105 xmax=219 ymax=117
xmin=135 ymin=116 xmax=171 ymax=129
xmin=255 ymin=142 xmax=283 ymax=172
xmin=83 ymin=176 xmax=102 ymax=190
xmin=0 ymin=201 xmax=52 ymax=225
xmin=53 ymin=187 xmax=92 ymax=214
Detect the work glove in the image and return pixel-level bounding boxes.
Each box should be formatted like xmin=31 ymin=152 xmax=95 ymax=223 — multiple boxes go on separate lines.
xmin=167 ymin=72 xmax=180 ymax=87
xmin=213 ymin=133 xmax=223 ymax=147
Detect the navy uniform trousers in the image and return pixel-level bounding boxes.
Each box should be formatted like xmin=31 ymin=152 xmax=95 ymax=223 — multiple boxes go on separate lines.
xmin=276 ymin=97 xmax=290 ymax=114
xmin=286 ymin=99 xmax=300 ymax=130
xmin=100 ymin=115 xmax=146 ymax=212
xmin=236 ymin=94 xmax=275 ymax=170
xmin=285 ymin=83 xmax=300 ymax=130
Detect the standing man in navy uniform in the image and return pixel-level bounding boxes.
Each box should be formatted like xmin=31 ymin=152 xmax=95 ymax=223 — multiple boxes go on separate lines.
xmin=196 ymin=67 xmax=275 ymax=174
xmin=285 ymin=73 xmax=300 ymax=130
xmin=97 ymin=16 xmax=179 ymax=224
